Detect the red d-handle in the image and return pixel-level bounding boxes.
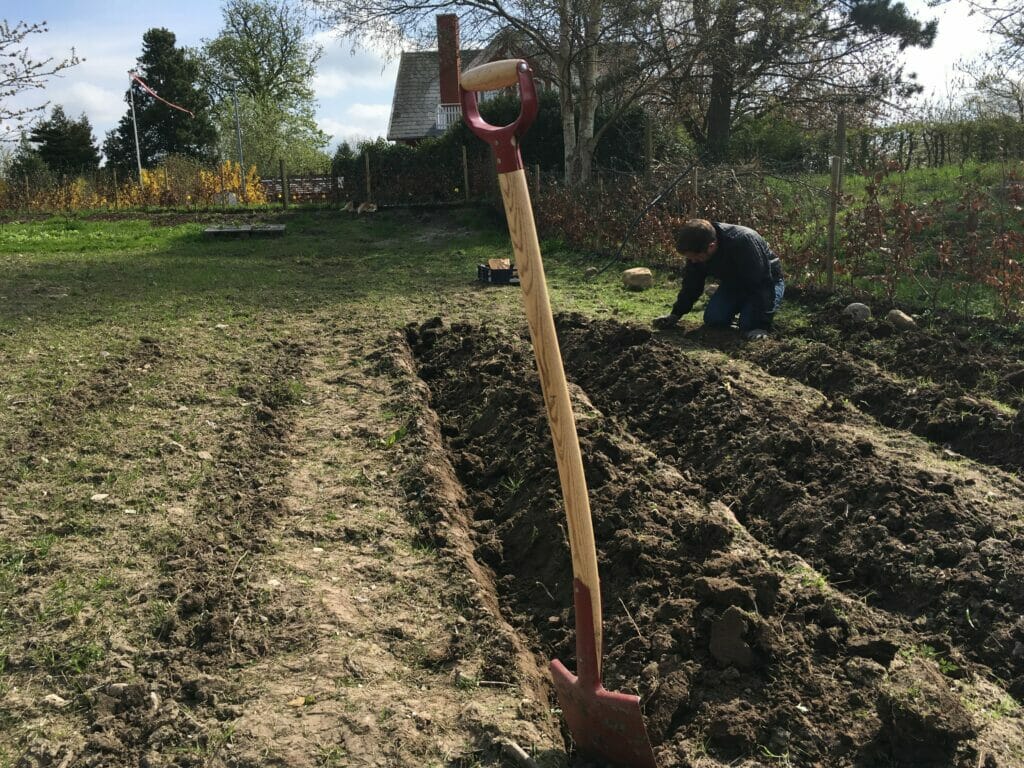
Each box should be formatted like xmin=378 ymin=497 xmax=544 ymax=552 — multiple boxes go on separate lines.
xmin=460 ymin=59 xmax=539 ymax=173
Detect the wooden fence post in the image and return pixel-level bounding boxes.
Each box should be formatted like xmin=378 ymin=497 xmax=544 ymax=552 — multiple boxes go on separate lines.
xmin=462 ymin=145 xmax=470 ymax=200
xmin=827 ymin=155 xmax=840 ymax=292
xmin=364 ymin=152 xmax=372 ymax=202
xmin=644 ymin=113 xmax=653 ymax=182
xmin=280 ymin=159 xmax=288 ymax=209
xmin=826 ymin=109 xmax=846 ymax=293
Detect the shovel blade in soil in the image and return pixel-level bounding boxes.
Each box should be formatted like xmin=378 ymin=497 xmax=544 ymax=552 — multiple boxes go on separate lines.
xmin=551 ymin=660 xmax=657 ymax=768
xmin=551 ymin=580 xmax=657 ymax=768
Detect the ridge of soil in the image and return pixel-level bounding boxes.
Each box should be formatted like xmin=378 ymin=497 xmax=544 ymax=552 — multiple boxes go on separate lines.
xmin=784 ymin=290 xmax=1024 ymax=409
xmin=406 ymin=315 xmax=1024 ymax=767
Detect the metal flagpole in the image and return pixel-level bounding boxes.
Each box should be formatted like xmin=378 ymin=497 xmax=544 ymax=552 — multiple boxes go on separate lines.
xmin=128 ymin=72 xmax=144 ymax=191
xmin=232 ymin=89 xmax=246 ymax=201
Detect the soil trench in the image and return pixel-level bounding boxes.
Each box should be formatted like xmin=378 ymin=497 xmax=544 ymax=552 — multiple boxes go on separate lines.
xmin=785 ymin=288 xmax=1024 ymax=410
xmin=407 ymin=315 xmax=1024 ymax=768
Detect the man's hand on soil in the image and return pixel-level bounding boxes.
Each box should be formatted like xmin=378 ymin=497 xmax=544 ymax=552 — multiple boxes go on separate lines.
xmin=745 ymin=328 xmax=769 ymax=340
xmin=653 ymin=313 xmax=680 ymax=330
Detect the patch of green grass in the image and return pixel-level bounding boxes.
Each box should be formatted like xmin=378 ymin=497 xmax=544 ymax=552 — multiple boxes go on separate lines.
xmin=900 ymin=643 xmax=959 ymax=676
xmin=33 ymin=638 xmax=106 ymax=677
xmin=381 ymin=423 xmax=409 ymax=449
xmin=989 ymin=694 xmax=1021 ymax=718
xmin=789 ymin=564 xmax=828 ymax=591
xmin=0 ymin=216 xmax=198 ymax=254
xmin=317 ymin=745 xmax=348 ymax=767
xmin=543 ymin=248 xmax=675 ymax=325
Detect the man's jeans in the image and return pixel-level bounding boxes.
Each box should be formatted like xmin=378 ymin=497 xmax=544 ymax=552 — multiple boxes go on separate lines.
xmin=703 ymin=279 xmax=785 ymax=332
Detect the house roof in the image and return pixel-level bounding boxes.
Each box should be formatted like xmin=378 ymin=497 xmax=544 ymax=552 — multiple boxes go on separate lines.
xmin=387 ymin=48 xmax=483 ymax=141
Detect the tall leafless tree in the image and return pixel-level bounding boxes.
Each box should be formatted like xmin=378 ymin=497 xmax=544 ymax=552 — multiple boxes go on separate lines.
xmin=307 ymin=0 xmax=672 ymax=185
xmin=651 ymin=0 xmax=937 ymax=160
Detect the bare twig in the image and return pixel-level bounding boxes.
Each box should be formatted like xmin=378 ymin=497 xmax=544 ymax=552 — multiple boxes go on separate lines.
xmin=495 ymin=737 xmax=540 ymax=768
xmin=619 ymin=597 xmax=644 ymax=641
xmin=534 ymin=580 xmax=555 ymax=601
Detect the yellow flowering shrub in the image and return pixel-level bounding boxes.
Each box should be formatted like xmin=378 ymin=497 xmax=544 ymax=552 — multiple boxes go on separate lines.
xmin=0 ymin=157 xmax=266 ymax=211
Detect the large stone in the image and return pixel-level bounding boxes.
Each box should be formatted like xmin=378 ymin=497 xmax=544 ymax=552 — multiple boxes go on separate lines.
xmin=709 ymin=606 xmax=755 ymax=669
xmin=622 ymin=267 xmax=654 ymax=291
xmin=842 ymin=302 xmax=872 ymax=322
xmin=886 ymin=308 xmax=916 ymax=330
xmin=877 ymin=659 xmax=976 ymax=764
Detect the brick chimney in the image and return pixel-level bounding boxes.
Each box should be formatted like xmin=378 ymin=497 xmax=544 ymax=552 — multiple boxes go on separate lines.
xmin=437 ymin=14 xmax=461 ymax=106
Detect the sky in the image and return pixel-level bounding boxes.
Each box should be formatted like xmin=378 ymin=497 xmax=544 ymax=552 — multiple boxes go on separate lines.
xmin=3 ymin=0 xmax=999 ymax=157
xmin=4 ymin=1 xmax=400 ymax=152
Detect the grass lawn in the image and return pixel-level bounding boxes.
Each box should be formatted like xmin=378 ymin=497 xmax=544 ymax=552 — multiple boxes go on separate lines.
xmin=0 ymin=207 xmax=681 ymax=767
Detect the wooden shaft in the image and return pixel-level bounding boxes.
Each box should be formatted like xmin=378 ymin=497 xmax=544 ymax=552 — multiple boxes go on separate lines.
xmin=461 ymin=59 xmax=522 ymax=92
xmin=498 ymin=168 xmax=603 ymax=669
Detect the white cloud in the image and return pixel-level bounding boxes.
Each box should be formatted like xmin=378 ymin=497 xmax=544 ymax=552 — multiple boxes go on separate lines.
xmin=347 ymin=103 xmax=390 ymax=120
xmin=1 ymin=8 xmax=402 ymax=152
xmin=903 ymin=0 xmax=992 ymax=97
xmin=312 ymin=38 xmax=400 ymax=98
xmin=319 ymin=102 xmax=392 ymax=147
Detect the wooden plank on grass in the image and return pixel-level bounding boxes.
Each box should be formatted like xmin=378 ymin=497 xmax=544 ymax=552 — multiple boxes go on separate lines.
xmin=203 ymin=225 xmax=286 ymax=239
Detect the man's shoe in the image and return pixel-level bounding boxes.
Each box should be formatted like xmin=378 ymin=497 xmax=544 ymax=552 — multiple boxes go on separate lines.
xmin=744 ymin=328 xmax=769 ymax=340
xmin=653 ymin=313 xmax=680 ymax=330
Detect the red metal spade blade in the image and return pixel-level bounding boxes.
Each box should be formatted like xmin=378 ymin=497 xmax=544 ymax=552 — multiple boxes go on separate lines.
xmin=550 ymin=580 xmax=657 ymax=768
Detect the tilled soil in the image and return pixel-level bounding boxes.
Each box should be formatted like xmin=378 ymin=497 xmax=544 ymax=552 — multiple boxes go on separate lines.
xmin=406 ymin=314 xmax=1024 ymax=767
xmin=784 ymin=289 xmax=1024 ymax=410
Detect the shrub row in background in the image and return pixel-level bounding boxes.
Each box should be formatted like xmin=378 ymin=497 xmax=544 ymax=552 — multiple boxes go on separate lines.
xmin=0 ymin=159 xmax=266 ymax=210
xmin=531 ymin=160 xmax=1024 ymax=321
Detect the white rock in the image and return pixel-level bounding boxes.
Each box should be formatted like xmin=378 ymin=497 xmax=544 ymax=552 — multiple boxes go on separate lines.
xmin=841 ymin=302 xmax=871 ymax=322
xmin=622 ymin=267 xmax=654 ymax=291
xmin=90 ymin=493 xmax=110 ymax=502
xmin=41 ymin=694 xmax=70 ymax=708
xmin=886 ymin=308 xmax=916 ymax=330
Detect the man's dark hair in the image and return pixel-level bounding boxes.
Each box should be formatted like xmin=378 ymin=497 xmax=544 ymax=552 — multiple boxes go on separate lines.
xmin=675 ymin=219 xmax=716 ymax=253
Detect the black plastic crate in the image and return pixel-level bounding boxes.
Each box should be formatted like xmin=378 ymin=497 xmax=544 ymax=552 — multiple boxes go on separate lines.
xmin=477 ymin=263 xmax=519 ymax=285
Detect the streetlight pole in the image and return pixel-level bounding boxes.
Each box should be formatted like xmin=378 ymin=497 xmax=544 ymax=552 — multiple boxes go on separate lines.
xmin=232 ymin=89 xmax=246 ymax=201
xmin=128 ymin=72 xmax=144 ymax=191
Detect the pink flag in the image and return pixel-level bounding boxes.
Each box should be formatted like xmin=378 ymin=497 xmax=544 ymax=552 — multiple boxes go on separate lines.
xmin=130 ymin=72 xmax=195 ymax=117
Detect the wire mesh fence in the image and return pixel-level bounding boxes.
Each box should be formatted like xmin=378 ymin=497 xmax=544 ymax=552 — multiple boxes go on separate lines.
xmin=2 ymin=141 xmax=1021 ymax=319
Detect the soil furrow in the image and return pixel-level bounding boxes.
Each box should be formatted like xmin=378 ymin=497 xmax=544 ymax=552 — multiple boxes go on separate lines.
xmin=407 ymin=317 xmax=1024 ymax=768
xmin=786 ymin=289 xmax=1024 ymax=408
xmin=554 ymin=316 xmax=1024 ymax=696
xmin=728 ymin=335 xmax=1024 ymax=474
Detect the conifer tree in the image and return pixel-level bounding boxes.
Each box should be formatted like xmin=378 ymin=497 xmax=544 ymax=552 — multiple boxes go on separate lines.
xmin=28 ymin=106 xmax=101 ymax=174
xmin=103 ymin=28 xmax=217 ymax=172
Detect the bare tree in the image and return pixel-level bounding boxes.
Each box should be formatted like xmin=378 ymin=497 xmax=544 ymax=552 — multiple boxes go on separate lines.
xmin=0 ymin=20 xmax=81 ymax=142
xmin=651 ymin=0 xmax=937 ymax=160
xmin=966 ymin=0 xmax=1024 ymax=66
xmin=939 ymin=0 xmax=1024 ymax=121
xmin=307 ymin=0 xmax=673 ymax=185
